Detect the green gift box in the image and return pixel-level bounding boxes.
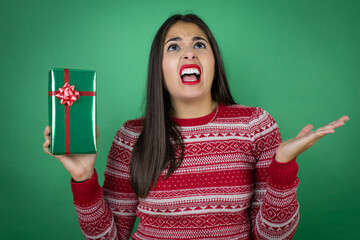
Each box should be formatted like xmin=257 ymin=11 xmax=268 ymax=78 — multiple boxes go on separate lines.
xmin=48 ymin=68 xmax=97 ymax=155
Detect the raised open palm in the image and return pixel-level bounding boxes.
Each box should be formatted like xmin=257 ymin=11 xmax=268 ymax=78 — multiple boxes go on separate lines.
xmin=275 ymin=116 xmax=349 ymax=163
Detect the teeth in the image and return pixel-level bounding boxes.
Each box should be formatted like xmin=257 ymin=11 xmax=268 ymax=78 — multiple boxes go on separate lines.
xmin=181 ymin=68 xmax=200 ymax=76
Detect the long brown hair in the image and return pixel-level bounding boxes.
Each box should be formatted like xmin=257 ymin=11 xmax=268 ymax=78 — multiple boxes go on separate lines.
xmin=130 ymin=14 xmax=236 ymax=198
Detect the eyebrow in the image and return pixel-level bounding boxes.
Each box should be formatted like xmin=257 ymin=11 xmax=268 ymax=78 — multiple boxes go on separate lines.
xmin=164 ymin=36 xmax=208 ymax=45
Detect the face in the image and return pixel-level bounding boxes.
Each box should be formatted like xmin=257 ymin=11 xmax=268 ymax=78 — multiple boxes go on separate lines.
xmin=162 ymin=21 xmax=215 ymax=106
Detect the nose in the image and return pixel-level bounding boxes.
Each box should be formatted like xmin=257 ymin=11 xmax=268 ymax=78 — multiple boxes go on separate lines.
xmin=183 ymin=49 xmax=196 ymax=60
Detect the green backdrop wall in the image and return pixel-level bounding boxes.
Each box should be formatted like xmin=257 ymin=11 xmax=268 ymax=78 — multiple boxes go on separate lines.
xmin=1 ymin=0 xmax=359 ymax=239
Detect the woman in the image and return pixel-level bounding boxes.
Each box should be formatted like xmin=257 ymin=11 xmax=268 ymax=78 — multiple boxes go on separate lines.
xmin=43 ymin=14 xmax=349 ymax=239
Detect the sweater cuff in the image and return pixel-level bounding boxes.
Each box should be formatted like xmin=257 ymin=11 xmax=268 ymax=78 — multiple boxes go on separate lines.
xmin=268 ymin=156 xmax=299 ymax=188
xmin=70 ymin=169 xmax=103 ymax=207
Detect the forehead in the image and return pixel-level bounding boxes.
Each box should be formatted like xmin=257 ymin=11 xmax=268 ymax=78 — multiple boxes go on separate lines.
xmin=165 ymin=21 xmax=208 ymax=41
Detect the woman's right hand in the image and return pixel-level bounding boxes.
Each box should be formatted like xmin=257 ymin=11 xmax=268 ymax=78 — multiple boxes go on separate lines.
xmin=43 ymin=126 xmax=99 ymax=181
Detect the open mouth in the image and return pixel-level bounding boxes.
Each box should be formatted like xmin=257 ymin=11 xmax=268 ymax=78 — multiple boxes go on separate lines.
xmin=179 ymin=64 xmax=201 ymax=85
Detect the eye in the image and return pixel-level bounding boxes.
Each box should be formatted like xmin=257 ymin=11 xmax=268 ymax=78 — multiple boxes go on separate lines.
xmin=167 ymin=44 xmax=179 ymax=51
xmin=194 ymin=42 xmax=206 ymax=49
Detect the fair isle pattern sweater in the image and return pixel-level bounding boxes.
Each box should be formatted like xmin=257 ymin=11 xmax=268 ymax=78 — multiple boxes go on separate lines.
xmin=71 ymin=104 xmax=300 ymax=240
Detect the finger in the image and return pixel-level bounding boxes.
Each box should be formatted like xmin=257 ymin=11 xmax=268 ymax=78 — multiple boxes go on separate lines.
xmin=303 ymin=126 xmax=332 ymax=141
xmin=330 ymin=116 xmax=349 ymax=129
xmin=296 ymin=124 xmax=314 ymax=138
xmin=43 ymin=127 xmax=50 ymax=147
xmin=43 ymin=142 xmax=50 ymax=154
xmin=316 ymin=115 xmax=349 ymax=132
xmin=43 ymin=127 xmax=54 ymax=156
xmin=315 ymin=128 xmax=335 ymax=137
xmin=310 ymin=116 xmax=349 ymax=140
xmin=329 ymin=115 xmax=349 ymax=125
xmin=292 ymin=116 xmax=349 ymax=155
xmin=43 ymin=139 xmax=55 ymax=157
xmin=45 ymin=126 xmax=50 ymax=134
xmin=317 ymin=121 xmax=343 ymax=133
xmin=337 ymin=115 xmax=350 ymax=122
xmin=44 ymin=129 xmax=51 ymax=147
xmin=44 ymin=126 xmax=51 ymax=139
xmin=326 ymin=119 xmax=345 ymax=129
xmin=43 ymin=136 xmax=50 ymax=147
xmin=316 ymin=124 xmax=337 ymax=133
xmin=304 ymin=127 xmax=335 ymax=147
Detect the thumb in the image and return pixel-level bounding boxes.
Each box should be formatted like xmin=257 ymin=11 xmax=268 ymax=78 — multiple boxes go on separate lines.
xmin=296 ymin=124 xmax=313 ymax=138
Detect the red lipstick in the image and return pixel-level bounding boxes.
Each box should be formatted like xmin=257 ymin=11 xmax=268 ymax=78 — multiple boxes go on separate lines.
xmin=179 ymin=64 xmax=201 ymax=85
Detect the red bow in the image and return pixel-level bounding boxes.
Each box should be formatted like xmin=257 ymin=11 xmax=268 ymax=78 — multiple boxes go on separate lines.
xmin=55 ymin=82 xmax=80 ymax=106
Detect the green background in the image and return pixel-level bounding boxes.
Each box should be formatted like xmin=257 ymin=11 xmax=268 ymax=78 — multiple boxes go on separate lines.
xmin=1 ymin=0 xmax=359 ymax=239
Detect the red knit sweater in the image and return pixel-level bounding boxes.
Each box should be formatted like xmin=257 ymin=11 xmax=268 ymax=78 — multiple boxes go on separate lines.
xmin=71 ymin=104 xmax=299 ymax=239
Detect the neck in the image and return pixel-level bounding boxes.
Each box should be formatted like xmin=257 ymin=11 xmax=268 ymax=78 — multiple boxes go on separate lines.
xmin=170 ymin=97 xmax=217 ymax=119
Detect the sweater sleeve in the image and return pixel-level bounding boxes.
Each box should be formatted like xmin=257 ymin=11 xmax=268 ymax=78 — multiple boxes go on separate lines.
xmin=71 ymin=121 xmax=139 ymax=240
xmin=250 ymin=108 xmax=300 ymax=239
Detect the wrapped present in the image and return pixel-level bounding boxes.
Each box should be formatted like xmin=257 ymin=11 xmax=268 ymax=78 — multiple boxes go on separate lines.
xmin=48 ymin=68 xmax=97 ymax=155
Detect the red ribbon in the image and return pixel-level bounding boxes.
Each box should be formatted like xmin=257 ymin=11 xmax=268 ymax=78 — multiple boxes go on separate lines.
xmin=48 ymin=69 xmax=96 ymax=154
xmin=55 ymin=82 xmax=80 ymax=106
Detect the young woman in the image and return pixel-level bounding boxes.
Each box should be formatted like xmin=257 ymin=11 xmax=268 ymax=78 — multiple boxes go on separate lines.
xmin=43 ymin=14 xmax=349 ymax=239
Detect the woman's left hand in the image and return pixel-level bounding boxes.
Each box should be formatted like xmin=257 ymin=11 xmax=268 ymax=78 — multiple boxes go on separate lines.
xmin=275 ymin=116 xmax=350 ymax=163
